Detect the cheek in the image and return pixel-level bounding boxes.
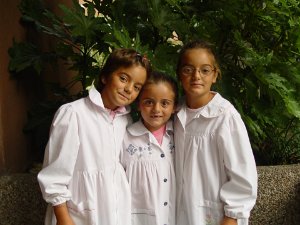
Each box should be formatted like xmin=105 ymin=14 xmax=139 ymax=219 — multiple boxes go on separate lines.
xmin=180 ymin=75 xmax=189 ymax=83
xmin=180 ymin=79 xmax=190 ymax=90
xmin=131 ymin=92 xmax=140 ymax=101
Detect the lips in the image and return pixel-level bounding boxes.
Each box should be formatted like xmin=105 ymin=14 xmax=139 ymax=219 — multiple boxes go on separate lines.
xmin=190 ymin=82 xmax=204 ymax=87
xmin=118 ymin=92 xmax=130 ymax=101
xmin=150 ymin=115 xmax=162 ymax=118
xmin=191 ymin=82 xmax=203 ymax=85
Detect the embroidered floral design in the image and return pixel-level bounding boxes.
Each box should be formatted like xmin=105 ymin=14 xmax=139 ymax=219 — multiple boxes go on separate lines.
xmin=168 ymin=141 xmax=175 ymax=154
xmin=205 ymin=213 xmax=217 ymax=225
xmin=126 ymin=143 xmax=152 ymax=156
xmin=204 ymin=212 xmax=222 ymax=225
xmin=126 ymin=144 xmax=138 ymax=155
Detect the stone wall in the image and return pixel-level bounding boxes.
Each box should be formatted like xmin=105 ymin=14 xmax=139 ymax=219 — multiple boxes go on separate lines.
xmin=0 ymin=164 xmax=299 ymax=225
xmin=250 ymin=164 xmax=300 ymax=225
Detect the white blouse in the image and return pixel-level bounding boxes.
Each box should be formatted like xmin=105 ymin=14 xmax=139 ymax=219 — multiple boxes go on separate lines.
xmin=121 ymin=120 xmax=176 ymax=225
xmin=174 ymin=93 xmax=257 ymax=225
xmin=38 ymin=86 xmax=131 ymax=225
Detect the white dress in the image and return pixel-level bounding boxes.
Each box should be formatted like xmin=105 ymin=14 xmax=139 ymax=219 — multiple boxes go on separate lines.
xmin=121 ymin=120 xmax=176 ymax=225
xmin=38 ymin=86 xmax=131 ymax=225
xmin=174 ymin=93 xmax=257 ymax=225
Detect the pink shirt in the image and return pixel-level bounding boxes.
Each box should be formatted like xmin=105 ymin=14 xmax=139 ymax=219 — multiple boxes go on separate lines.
xmin=151 ymin=124 xmax=166 ymax=145
xmin=106 ymin=106 xmax=127 ymax=119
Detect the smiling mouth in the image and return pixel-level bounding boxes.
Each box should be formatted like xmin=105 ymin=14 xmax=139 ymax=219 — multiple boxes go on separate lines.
xmin=119 ymin=92 xmax=130 ymax=100
xmin=150 ymin=115 xmax=162 ymax=118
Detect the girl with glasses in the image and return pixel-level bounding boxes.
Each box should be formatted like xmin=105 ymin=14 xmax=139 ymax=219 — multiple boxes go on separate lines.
xmin=174 ymin=40 xmax=257 ymax=225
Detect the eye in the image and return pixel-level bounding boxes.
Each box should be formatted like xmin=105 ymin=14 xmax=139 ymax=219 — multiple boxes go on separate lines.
xmin=201 ymin=66 xmax=213 ymax=75
xmin=119 ymin=74 xmax=128 ymax=82
xmin=142 ymin=99 xmax=154 ymax=106
xmin=182 ymin=66 xmax=195 ymax=74
xmin=161 ymin=100 xmax=173 ymax=108
xmin=134 ymin=85 xmax=141 ymax=92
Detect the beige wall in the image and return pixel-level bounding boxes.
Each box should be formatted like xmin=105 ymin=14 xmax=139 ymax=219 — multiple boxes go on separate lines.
xmin=0 ymin=0 xmax=79 ymax=173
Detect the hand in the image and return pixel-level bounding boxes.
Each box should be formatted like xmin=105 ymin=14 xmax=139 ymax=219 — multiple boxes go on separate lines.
xmin=56 ymin=217 xmax=75 ymax=225
xmin=221 ymin=216 xmax=237 ymax=225
xmin=54 ymin=203 xmax=76 ymax=225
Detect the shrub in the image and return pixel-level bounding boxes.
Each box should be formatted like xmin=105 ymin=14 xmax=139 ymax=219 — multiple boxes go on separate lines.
xmin=8 ymin=0 xmax=300 ymax=165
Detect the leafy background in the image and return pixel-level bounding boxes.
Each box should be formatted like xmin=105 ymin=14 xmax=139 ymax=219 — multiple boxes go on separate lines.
xmin=8 ymin=0 xmax=300 ymax=165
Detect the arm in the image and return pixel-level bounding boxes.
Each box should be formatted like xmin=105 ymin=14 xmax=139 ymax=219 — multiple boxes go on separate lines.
xmin=218 ymin=112 xmax=258 ymax=220
xmin=221 ymin=216 xmax=237 ymax=225
xmin=54 ymin=203 xmax=75 ymax=225
xmin=38 ymin=105 xmax=80 ymax=206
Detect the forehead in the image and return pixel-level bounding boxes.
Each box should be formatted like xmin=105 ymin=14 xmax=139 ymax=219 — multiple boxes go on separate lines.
xmin=181 ymin=48 xmax=215 ymax=66
xmin=113 ymin=65 xmax=147 ymax=83
xmin=140 ymin=82 xmax=175 ymax=99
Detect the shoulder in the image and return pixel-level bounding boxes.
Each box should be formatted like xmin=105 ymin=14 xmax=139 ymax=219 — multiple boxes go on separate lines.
xmin=127 ymin=120 xmax=149 ymax=136
xmin=210 ymin=95 xmax=249 ymax=132
xmin=201 ymin=92 xmax=239 ymax=118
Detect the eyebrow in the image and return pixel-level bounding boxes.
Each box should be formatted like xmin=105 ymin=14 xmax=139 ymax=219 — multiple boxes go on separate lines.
xmin=182 ymin=63 xmax=213 ymax=67
xmin=142 ymin=98 xmax=174 ymax=102
xmin=118 ymin=72 xmax=144 ymax=85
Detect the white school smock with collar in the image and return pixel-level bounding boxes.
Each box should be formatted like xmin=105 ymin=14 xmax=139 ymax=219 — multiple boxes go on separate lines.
xmin=121 ymin=120 xmax=176 ymax=225
xmin=38 ymin=86 xmax=132 ymax=225
xmin=174 ymin=92 xmax=257 ymax=225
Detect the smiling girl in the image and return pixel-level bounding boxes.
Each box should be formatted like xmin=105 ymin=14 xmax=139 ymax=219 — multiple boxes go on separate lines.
xmin=121 ymin=71 xmax=178 ymax=225
xmin=38 ymin=48 xmax=151 ymax=225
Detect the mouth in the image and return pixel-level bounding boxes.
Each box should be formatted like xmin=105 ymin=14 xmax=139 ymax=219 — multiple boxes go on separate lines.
xmin=150 ymin=115 xmax=162 ymax=119
xmin=118 ymin=92 xmax=130 ymax=101
xmin=190 ymin=82 xmax=204 ymax=87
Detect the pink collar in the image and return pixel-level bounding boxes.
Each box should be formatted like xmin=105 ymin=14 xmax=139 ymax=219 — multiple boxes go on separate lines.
xmin=107 ymin=106 xmax=126 ymax=119
xmin=151 ymin=124 xmax=166 ymax=145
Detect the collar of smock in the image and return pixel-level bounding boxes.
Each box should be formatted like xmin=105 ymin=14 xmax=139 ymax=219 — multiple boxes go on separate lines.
xmin=177 ymin=92 xmax=230 ymax=120
xmin=127 ymin=120 xmax=174 ymax=137
xmin=88 ymin=86 xmax=131 ymax=114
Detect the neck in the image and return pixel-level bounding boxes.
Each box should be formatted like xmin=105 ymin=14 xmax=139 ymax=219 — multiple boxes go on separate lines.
xmin=186 ymin=92 xmax=215 ymax=109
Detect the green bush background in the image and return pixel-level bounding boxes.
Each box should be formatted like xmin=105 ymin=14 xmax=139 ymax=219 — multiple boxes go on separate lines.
xmin=8 ymin=0 xmax=300 ymax=165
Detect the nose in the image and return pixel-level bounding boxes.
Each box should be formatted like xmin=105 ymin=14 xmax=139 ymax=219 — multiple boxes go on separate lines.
xmin=124 ymin=83 xmax=133 ymax=93
xmin=152 ymin=102 xmax=161 ymax=113
xmin=192 ymin=69 xmax=201 ymax=79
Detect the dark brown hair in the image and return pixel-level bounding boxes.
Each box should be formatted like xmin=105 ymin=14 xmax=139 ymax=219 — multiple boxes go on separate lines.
xmin=98 ymin=48 xmax=151 ymax=90
xmin=176 ymin=39 xmax=221 ymax=78
xmin=140 ymin=71 xmax=179 ymax=106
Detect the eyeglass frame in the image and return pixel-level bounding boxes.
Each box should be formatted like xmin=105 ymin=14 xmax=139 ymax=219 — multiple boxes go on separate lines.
xmin=179 ymin=64 xmax=216 ymax=77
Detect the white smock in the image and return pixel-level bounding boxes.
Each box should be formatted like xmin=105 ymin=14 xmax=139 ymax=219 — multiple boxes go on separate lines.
xmin=38 ymin=86 xmax=131 ymax=225
xmin=121 ymin=120 xmax=176 ymax=225
xmin=174 ymin=92 xmax=257 ymax=225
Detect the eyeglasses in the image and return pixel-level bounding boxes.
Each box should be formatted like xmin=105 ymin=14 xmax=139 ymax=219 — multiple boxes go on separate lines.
xmin=180 ymin=65 xmax=216 ymax=77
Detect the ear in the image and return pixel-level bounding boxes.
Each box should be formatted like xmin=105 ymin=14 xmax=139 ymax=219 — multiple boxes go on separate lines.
xmin=172 ymin=107 xmax=176 ymax=114
xmin=212 ymin=71 xmax=218 ymax=83
xmin=101 ymin=76 xmax=106 ymax=84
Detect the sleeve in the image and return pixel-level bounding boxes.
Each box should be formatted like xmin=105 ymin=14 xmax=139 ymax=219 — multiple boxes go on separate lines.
xmin=37 ymin=104 xmax=80 ymax=206
xmin=218 ymin=111 xmax=258 ymax=219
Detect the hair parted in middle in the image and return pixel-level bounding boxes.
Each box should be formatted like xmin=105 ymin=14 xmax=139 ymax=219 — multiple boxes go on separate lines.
xmin=176 ymin=39 xmax=221 ymax=79
xmin=140 ymin=70 xmax=179 ymax=106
